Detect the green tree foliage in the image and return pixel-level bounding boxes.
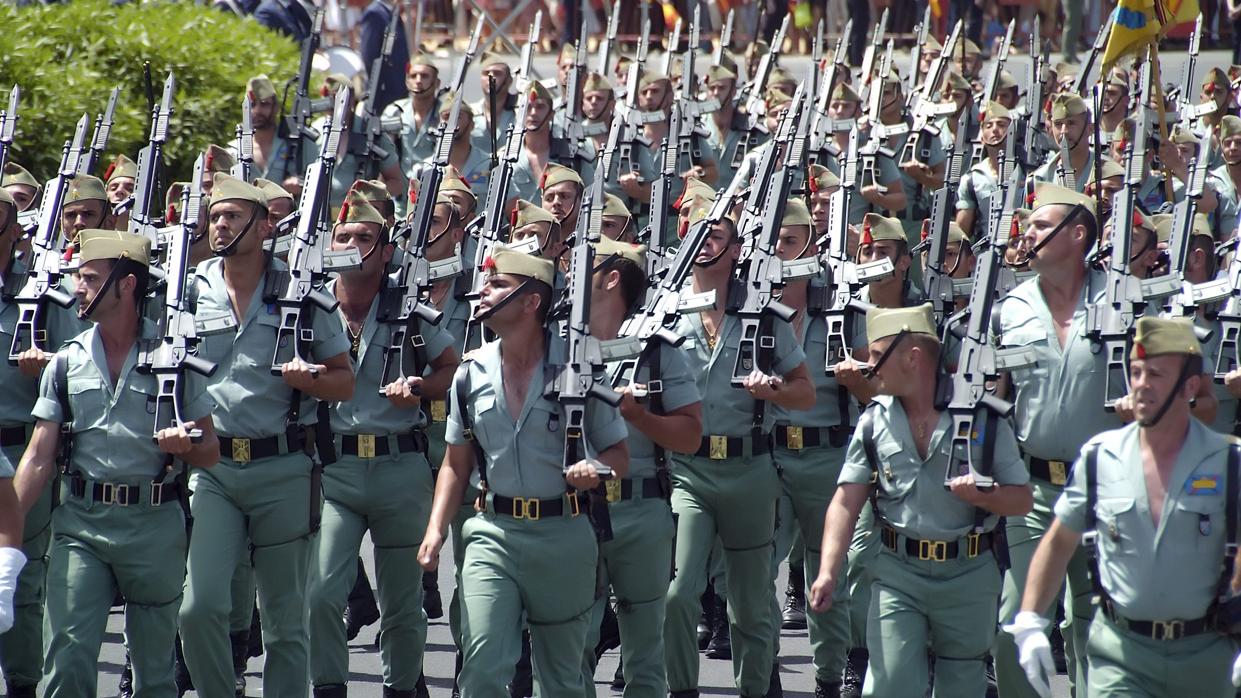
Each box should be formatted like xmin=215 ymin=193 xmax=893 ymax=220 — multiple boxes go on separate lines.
xmin=0 ymin=0 xmax=300 ymax=183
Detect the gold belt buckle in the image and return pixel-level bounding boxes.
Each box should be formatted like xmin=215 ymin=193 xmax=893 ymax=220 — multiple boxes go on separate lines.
xmin=918 ymin=539 xmax=948 ymax=562
xmin=430 ymin=400 xmax=447 ymax=423
xmin=231 ymin=438 xmax=251 ymax=463
xmin=786 ymin=426 xmax=804 ymax=450
xmin=1153 ymin=620 xmax=1184 ymax=640
xmin=1049 ymin=460 xmax=1068 ymax=486
xmin=709 ymin=435 xmax=728 ymax=460
xmin=966 ymin=532 xmax=981 ymax=558
xmin=358 ymin=434 xmax=376 ymax=459
xmin=605 ymin=479 xmax=622 ymax=503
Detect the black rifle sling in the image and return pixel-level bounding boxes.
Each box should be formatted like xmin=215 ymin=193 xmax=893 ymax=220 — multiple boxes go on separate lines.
xmin=54 ymin=352 xmax=75 ymax=477
xmin=452 ymin=363 xmax=488 ymax=492
xmin=1217 ymin=444 xmax=1240 ymax=607
xmin=1081 ymin=444 xmax=1107 ymax=602
xmin=751 ymin=314 xmax=775 ymax=441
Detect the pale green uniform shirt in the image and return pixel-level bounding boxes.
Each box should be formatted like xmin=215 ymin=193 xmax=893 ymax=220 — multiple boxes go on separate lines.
xmin=604 ymin=343 xmax=700 ymax=480
xmin=998 ymin=271 xmax=1124 ymax=461
xmin=822 ymin=146 xmax=902 ymax=224
xmin=705 ymin=114 xmax=753 ymax=191
xmin=324 ymin=278 xmax=454 ymax=435
xmin=1031 ymin=153 xmax=1119 ymax=194
xmin=839 ymin=395 xmax=1028 ymax=540
xmin=1055 ymin=420 xmax=1233 ymax=620
xmin=669 ymin=310 xmax=806 ymax=436
xmin=230 ymin=132 xmax=322 ymax=185
xmin=382 ymin=95 xmax=441 ymax=180
xmin=956 ymin=158 xmax=1000 ymax=216
xmin=1207 ymin=165 xmax=1239 ymax=238
xmin=445 ymin=339 xmax=628 ymax=499
xmin=32 ymin=320 xmax=214 ymax=483
xmin=769 ymin=305 xmax=857 ymax=430
xmin=193 ymin=256 xmax=351 ymax=438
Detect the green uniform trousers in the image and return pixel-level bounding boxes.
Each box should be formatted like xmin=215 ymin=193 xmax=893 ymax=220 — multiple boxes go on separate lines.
xmin=994 ymin=480 xmax=1092 ymax=698
xmin=180 ymin=453 xmax=317 ymax=698
xmin=771 ymin=445 xmax=851 ymax=681
xmin=44 ymin=487 xmax=186 ymax=698
xmin=309 ymin=450 xmax=433 ymax=690
xmin=229 ymin=555 xmax=256 ymax=635
xmin=1060 ymin=0 xmax=1083 ymax=62
xmin=666 ymin=454 xmax=779 ymax=697
xmin=0 ymin=448 xmax=52 ymax=690
xmin=457 ymin=510 xmax=598 ymax=698
xmin=447 ymin=493 xmax=478 ymax=650
xmin=847 ymin=503 xmax=880 ymax=648
xmin=581 ymin=494 xmax=675 ymax=697
xmin=863 ymin=547 xmax=1001 ymax=698
xmin=1084 ymin=611 xmax=1236 ymax=698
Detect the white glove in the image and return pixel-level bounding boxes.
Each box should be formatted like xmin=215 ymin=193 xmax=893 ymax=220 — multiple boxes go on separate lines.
xmin=0 ymin=546 xmax=28 ymax=634
xmin=1002 ymin=611 xmax=1054 ymax=698
xmin=1232 ymin=651 xmax=1241 ymax=687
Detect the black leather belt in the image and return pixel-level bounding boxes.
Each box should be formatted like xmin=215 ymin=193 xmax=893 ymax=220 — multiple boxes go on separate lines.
xmin=617 ymin=478 xmax=664 ymax=501
xmin=881 ymin=526 xmax=993 ymax=561
xmin=694 ymin=435 xmax=771 ymax=460
xmin=0 ymin=425 xmax=30 ymax=448
xmin=219 ymin=431 xmax=305 ymax=463
xmin=774 ymin=425 xmax=849 ymax=450
xmin=67 ymin=475 xmax=180 ymax=507
xmin=1102 ymin=600 xmax=1214 ymax=641
xmin=339 ymin=431 xmax=428 ymax=457
xmin=489 ymin=492 xmax=581 ymax=520
xmin=1028 ymin=457 xmax=1072 ymax=486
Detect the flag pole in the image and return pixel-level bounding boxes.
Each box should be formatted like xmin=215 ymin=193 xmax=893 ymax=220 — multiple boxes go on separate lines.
xmin=1147 ymin=40 xmax=1175 ymax=202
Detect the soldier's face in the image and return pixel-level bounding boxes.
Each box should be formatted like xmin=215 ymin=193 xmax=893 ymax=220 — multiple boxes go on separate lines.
xmin=919 ymin=51 xmax=939 ymax=76
xmin=810 ymin=189 xmax=834 ymax=232
xmin=481 ymin=65 xmax=511 ymax=96
xmin=1102 ymin=84 xmax=1127 ymax=112
xmin=997 ymin=86 xmax=1019 ymax=109
xmin=945 ymin=89 xmax=970 ymax=115
xmin=775 ymin=225 xmax=811 ymax=261
xmin=981 ymin=117 xmax=1010 ymax=146
xmin=477 ymin=272 xmax=535 ymax=322
xmin=526 ymin=99 xmax=552 ymax=131
xmin=956 ymin=55 xmax=980 ymax=77
xmin=858 ymin=240 xmax=901 ymax=266
xmin=1222 ymin=134 xmax=1241 ymax=165
xmin=425 ymin=202 xmax=463 ymax=261
xmin=828 ymin=99 xmax=859 ymax=120
xmin=583 ymin=90 xmax=613 ymax=121
xmin=944 ymin=241 xmax=974 ymax=279
xmin=1052 ymin=114 xmax=1087 ymax=148
xmin=439 ymin=109 xmax=473 ymax=140
xmin=639 ymin=81 xmax=670 ymax=112
xmin=542 ymin=183 xmax=580 ymax=223
xmin=74 ymin=259 xmax=132 ymax=320
xmin=766 ymin=104 xmax=790 ymax=133
xmin=106 ymin=177 xmax=135 ymax=205
xmin=407 ymin=66 xmax=439 ymax=96
xmin=1129 ymin=354 xmax=1197 ymax=423
xmin=601 ymin=215 xmax=631 ymax=241
xmin=1024 ymin=205 xmax=1082 ymax=266
xmin=209 ymin=200 xmax=269 ymax=254
xmin=708 ymin=79 xmax=735 ymax=106
xmin=266 ymin=197 xmax=294 ymax=228
xmin=251 ymin=97 xmax=277 ymax=129
xmin=61 ymin=201 xmax=107 ymax=239
xmin=5 ymin=184 xmax=36 ymax=211
xmin=558 ymin=58 xmax=573 ymax=90
xmin=443 ymin=190 xmax=475 ymax=221
xmin=331 ymin=221 xmax=390 ymax=276
xmin=695 ymin=222 xmax=739 ymax=265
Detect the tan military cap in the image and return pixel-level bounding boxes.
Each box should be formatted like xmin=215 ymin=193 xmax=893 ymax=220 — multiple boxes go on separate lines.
xmin=247 ymin=75 xmax=277 ymax=102
xmin=593 ymin=235 xmax=646 ymax=268
xmin=540 ymin=162 xmax=583 ymax=191
xmin=860 ymin=212 xmax=904 ymax=245
xmin=336 ymin=189 xmax=386 ymax=226
xmin=78 ymin=228 xmax=151 ymax=265
xmin=1131 ymin=317 xmax=1200 ymax=359
xmin=210 ymin=173 xmax=267 ymax=208
xmin=104 ymin=154 xmax=138 ymax=183
xmin=866 ymin=302 xmax=937 ymax=342
xmin=484 ymin=243 xmax=554 ymax=285
xmin=782 ymin=198 xmax=812 ymax=228
xmin=601 ymin=193 xmax=631 ymax=220
xmin=1032 ymin=182 xmax=1095 ymax=216
xmin=66 ymin=175 xmax=106 ymax=204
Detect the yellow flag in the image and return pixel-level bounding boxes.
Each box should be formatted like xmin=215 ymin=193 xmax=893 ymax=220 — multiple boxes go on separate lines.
xmin=1165 ymin=0 xmax=1202 ymax=27
xmin=1102 ymin=0 xmax=1160 ymax=68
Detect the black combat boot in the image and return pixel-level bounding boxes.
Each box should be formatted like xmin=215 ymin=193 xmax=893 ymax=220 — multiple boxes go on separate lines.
xmin=781 ymin=564 xmax=807 ymax=630
xmin=705 ymin=596 xmax=731 ymax=660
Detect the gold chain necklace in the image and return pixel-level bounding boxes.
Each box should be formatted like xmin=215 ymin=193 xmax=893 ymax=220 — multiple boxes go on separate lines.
xmin=347 ymin=321 xmax=363 ymax=358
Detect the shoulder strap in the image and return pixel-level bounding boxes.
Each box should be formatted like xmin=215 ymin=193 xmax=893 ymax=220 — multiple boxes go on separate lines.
xmin=1081 ymin=443 xmax=1107 ymax=603
xmin=52 ymin=352 xmax=76 ymax=476
xmin=452 ymin=363 xmax=488 ymax=490
xmin=1219 ymin=444 xmax=1240 ymax=601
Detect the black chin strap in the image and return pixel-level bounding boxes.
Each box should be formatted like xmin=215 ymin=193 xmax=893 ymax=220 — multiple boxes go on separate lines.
xmin=863 ymin=330 xmax=908 ymax=379
xmin=1138 ymin=356 xmax=1196 ymax=428
xmin=472 ymin=279 xmax=535 ymax=322
xmin=78 ymin=260 xmax=129 ymax=320
xmin=694 ymin=242 xmax=732 ymax=269
xmin=1026 ymin=203 xmax=1088 ymax=259
xmin=212 ymin=205 xmax=262 ymax=258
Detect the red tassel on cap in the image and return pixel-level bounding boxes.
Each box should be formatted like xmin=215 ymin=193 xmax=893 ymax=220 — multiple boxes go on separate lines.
xmin=860 ymin=218 xmax=873 ymax=246
xmin=167 ymin=204 xmax=176 ymax=222
xmin=1133 ymin=211 xmax=1144 ymax=227
xmin=808 ymin=172 xmax=819 ymax=194
xmin=205 ymin=150 xmax=215 ymax=172
xmin=539 ymin=168 xmax=549 ymax=190
xmin=919 ymin=220 xmax=930 ymax=242
xmin=482 ymin=255 xmax=496 ymax=272
xmin=1135 ymin=342 xmax=1147 ymax=359
xmin=405 ymin=61 xmax=412 ymax=74
xmin=339 ymin=201 xmax=351 ymax=223
xmin=103 ymin=159 xmax=117 ymax=181
xmin=320 ymin=83 xmax=331 ymax=98
xmin=1025 ymin=191 xmax=1036 ymax=206
xmin=510 ymin=206 xmax=519 ymax=228
xmin=408 ymin=180 xmax=418 ymax=204
xmin=678 ymin=217 xmax=689 ymax=240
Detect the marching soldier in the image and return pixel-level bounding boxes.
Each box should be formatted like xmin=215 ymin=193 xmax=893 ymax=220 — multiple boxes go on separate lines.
xmin=767 ymin=197 xmax=855 ymax=697
xmin=510 ymin=82 xmax=595 ymax=206
xmin=14 ymin=229 xmax=219 ymax=697
xmin=1096 ymin=68 xmax=1132 ymax=144
xmin=2 ymin=163 xmax=40 ymax=213
xmin=240 ymin=75 xmax=319 ymax=191
xmin=539 ymin=163 xmax=584 ymax=239
xmin=585 ymin=235 xmax=702 ymax=697
xmin=103 ymin=154 xmax=138 ymax=230
xmin=704 ymin=62 xmax=750 ymax=189
xmin=662 ymin=206 xmax=814 ymax=698
xmin=992 ymin=183 xmax=1123 ymax=697
xmin=581 ymin=72 xmax=616 ymax=155
xmin=382 ymin=54 xmax=441 ymax=181
xmin=256 ymin=177 xmax=296 ymax=230
xmin=201 ymin=145 xmax=237 ymax=198
xmin=417 ymin=244 xmax=630 ymax=697
xmin=435 ymin=94 xmax=492 ymax=196
xmin=1009 ymin=317 xmax=1241 ymax=698
xmin=1205 ymin=115 xmax=1241 ymax=238
xmin=315 ymin=77 xmax=404 ymax=210
xmin=956 ymin=101 xmax=1013 ymax=238
xmin=810 ymin=303 xmax=1031 ymax=698
xmin=470 ymin=50 xmax=519 ymax=155
xmin=1032 ymin=93 xmax=1117 ymax=194
xmin=179 ymin=174 xmax=354 ymax=698
xmin=308 ymin=191 xmax=458 ymax=697
xmin=0 ymin=187 xmax=84 ymax=698
xmin=638 ymin=70 xmax=718 ymax=185
xmin=600 ymin=193 xmax=635 ymax=243
xmin=509 ymin=199 xmax=568 ymax=269
xmin=60 ymin=175 xmax=114 ymax=242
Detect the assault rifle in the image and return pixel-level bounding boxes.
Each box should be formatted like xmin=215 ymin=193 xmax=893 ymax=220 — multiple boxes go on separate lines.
xmin=859 ymin=40 xmax=897 ymax=193
xmin=0 ymin=86 xmax=17 ymax=178
xmin=138 ymin=155 xmax=217 ymax=440
xmin=971 ymin=20 xmax=1014 ymax=165
xmin=675 ymin=5 xmax=717 ymax=173
xmin=728 ymin=15 xmax=789 ymax=169
xmin=595 ymin=0 xmax=620 ymax=77
xmin=7 ymin=115 xmax=87 ymax=362
xmin=1071 ymin=11 xmax=1114 ymax=95
xmin=1154 ymin=139 xmax=1210 ymax=316
xmin=561 ymin=17 xmax=590 ymax=171
xmin=639 ymin=102 xmax=680 ymax=287
xmin=662 ymin=18 xmax=682 ymax=77
xmin=898 ymin=22 xmax=962 ymax=183
xmin=353 ymin=6 xmax=401 ymax=180
xmin=920 ymin=110 xmax=970 ymax=328
xmin=127 ymin=72 xmax=175 ymax=260
xmin=858 ymin=7 xmax=888 ymax=87
xmin=809 ymin=20 xmax=850 ymax=164
xmin=282 ymin=9 xmax=325 ymax=180
xmin=1015 ymin=21 xmax=1053 ymax=173
xmin=714 ymin=8 xmax=735 ymax=65
xmin=907 ymin=6 xmax=930 ymax=95
xmin=78 ymin=87 xmax=119 ymax=176
xmin=233 ymin=95 xmax=255 ymax=183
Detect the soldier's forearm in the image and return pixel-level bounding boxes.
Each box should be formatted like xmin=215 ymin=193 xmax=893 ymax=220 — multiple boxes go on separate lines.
xmin=426 ymin=446 xmax=472 ymax=539
xmin=13 ymin=457 xmax=54 ymax=517
xmin=975 ymin=483 xmax=1034 ymax=517
xmin=596 ymin=441 xmax=630 ymax=480
xmin=1021 ymin=518 xmax=1082 ymax=618
xmin=0 ymin=481 xmax=22 ymax=549
xmin=818 ymin=485 xmax=867 ymax=584
xmin=304 ymin=365 xmax=355 ymax=402
xmin=627 ymin=404 xmax=702 ymax=455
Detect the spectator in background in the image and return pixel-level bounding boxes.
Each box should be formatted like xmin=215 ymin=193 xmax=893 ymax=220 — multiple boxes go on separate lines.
xmin=254 ymin=0 xmax=315 ymax=41
xmin=359 ymin=0 xmax=410 ymax=113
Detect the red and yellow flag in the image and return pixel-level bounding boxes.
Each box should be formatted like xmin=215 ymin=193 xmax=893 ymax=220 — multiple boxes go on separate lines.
xmin=1102 ymin=0 xmax=1201 ymax=68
